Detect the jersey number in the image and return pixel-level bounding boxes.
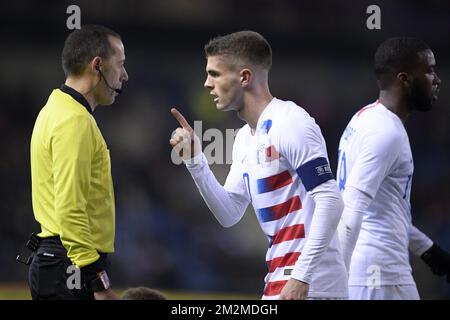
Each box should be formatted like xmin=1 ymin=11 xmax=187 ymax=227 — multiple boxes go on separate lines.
xmin=338 ymin=150 xmax=347 ymax=191
xmin=243 ymin=173 xmax=252 ymax=201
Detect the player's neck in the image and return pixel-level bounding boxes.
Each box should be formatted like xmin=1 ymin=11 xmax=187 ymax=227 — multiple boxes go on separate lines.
xmin=378 ymin=91 xmax=409 ymax=123
xmin=65 ymin=77 xmax=98 ymax=112
xmin=238 ymin=87 xmax=273 ymax=134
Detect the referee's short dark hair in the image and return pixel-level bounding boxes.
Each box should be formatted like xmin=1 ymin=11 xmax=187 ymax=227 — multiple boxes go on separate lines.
xmin=205 ymin=30 xmax=272 ymax=71
xmin=62 ymin=24 xmax=121 ymax=77
xmin=374 ymin=37 xmax=430 ymax=89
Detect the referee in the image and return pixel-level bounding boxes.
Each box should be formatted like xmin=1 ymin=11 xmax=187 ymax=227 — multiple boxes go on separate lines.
xmin=28 ymin=25 xmax=128 ymax=300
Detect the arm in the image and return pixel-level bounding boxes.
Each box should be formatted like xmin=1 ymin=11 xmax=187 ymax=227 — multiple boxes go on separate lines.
xmin=170 ymin=108 xmax=250 ymax=227
xmin=290 ymin=179 xmax=344 ymax=284
xmin=409 ymin=225 xmax=433 ymax=257
xmin=184 ymin=152 xmax=250 ymax=227
xmin=53 ymin=116 xmax=116 ymax=298
xmin=337 ymin=186 xmax=372 ymax=271
xmin=410 ymin=225 xmax=450 ymax=282
xmin=53 ymin=115 xmax=100 ymax=267
xmin=276 ymin=113 xmax=344 ymax=299
xmin=281 ymin=180 xmax=344 ymax=300
xmin=338 ymin=130 xmax=401 ymax=271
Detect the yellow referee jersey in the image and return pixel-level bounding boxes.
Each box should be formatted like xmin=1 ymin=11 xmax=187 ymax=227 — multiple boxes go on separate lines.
xmin=30 ymin=86 xmax=115 ymax=268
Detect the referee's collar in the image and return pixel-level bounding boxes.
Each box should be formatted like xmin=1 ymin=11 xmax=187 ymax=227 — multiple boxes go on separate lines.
xmin=60 ymin=84 xmax=93 ymax=114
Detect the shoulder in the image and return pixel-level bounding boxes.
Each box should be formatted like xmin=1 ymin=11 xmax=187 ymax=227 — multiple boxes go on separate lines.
xmin=268 ymin=100 xmax=326 ymax=156
xmin=38 ymin=91 xmax=93 ymax=132
xmin=354 ymin=104 xmax=402 ymax=140
xmin=271 ymin=98 xmax=313 ymax=121
xmin=361 ymin=119 xmax=403 ymax=156
xmin=47 ymin=89 xmax=92 ymax=119
xmin=269 ymin=98 xmax=319 ymax=135
xmin=52 ymin=111 xmax=95 ymax=138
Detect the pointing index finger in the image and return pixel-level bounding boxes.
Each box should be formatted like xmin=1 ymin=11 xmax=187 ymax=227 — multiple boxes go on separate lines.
xmin=171 ymin=108 xmax=193 ymax=132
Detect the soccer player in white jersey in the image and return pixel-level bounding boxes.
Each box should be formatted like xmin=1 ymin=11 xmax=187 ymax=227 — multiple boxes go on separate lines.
xmin=337 ymin=37 xmax=450 ymax=300
xmin=169 ymin=31 xmax=348 ymax=300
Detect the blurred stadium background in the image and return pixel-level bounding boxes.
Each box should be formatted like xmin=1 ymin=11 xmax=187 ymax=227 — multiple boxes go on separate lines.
xmin=1 ymin=0 xmax=449 ymax=299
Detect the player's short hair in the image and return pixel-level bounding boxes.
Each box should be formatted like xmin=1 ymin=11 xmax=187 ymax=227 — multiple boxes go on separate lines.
xmin=204 ymin=30 xmax=272 ymax=70
xmin=121 ymin=287 xmax=168 ymax=300
xmin=62 ymin=24 xmax=121 ymax=77
xmin=374 ymin=37 xmax=430 ymax=89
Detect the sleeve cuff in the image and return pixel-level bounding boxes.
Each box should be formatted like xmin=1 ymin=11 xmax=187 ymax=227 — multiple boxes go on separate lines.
xmin=80 ymin=255 xmax=107 ymax=281
xmin=184 ymin=152 xmax=208 ymax=169
xmin=290 ymin=267 xmax=312 ymax=285
xmin=414 ymin=240 xmax=434 ymax=257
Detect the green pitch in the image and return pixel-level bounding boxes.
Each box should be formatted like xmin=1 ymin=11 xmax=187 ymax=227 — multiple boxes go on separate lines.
xmin=0 ymin=284 xmax=258 ymax=300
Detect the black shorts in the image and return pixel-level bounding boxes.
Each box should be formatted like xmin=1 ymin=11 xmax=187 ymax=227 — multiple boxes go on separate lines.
xmin=28 ymin=237 xmax=109 ymax=300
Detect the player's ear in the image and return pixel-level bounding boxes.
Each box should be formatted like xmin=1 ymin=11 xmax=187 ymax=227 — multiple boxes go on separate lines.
xmin=397 ymin=72 xmax=412 ymax=89
xmin=240 ymin=69 xmax=252 ymax=87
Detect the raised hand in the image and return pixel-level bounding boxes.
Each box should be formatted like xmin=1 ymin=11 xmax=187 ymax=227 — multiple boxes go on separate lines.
xmin=170 ymin=108 xmax=201 ymax=161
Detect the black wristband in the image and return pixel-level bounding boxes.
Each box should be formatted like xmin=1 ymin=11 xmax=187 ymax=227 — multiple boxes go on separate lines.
xmin=80 ymin=254 xmax=108 ymax=282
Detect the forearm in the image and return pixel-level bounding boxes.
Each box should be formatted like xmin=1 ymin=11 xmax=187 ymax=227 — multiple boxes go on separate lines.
xmin=409 ymin=225 xmax=433 ymax=256
xmin=185 ymin=153 xmax=247 ymax=227
xmin=291 ymin=180 xmax=344 ymax=284
xmin=337 ymin=186 xmax=372 ymax=271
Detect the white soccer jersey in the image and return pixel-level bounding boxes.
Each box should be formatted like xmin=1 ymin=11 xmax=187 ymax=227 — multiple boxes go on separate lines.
xmin=337 ymin=101 xmax=420 ymax=286
xmin=187 ymin=98 xmax=348 ymax=299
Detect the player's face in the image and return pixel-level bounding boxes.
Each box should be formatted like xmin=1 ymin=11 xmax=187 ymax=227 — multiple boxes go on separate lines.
xmin=407 ymin=49 xmax=441 ymax=112
xmin=204 ymin=55 xmax=243 ymax=112
xmin=96 ymin=36 xmax=129 ymax=106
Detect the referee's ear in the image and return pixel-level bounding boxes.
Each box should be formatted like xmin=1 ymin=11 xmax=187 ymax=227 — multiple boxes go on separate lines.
xmin=90 ymin=57 xmax=102 ymax=74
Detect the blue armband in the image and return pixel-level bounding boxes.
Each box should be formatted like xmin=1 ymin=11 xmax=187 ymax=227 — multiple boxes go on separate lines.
xmin=296 ymin=157 xmax=334 ymax=191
